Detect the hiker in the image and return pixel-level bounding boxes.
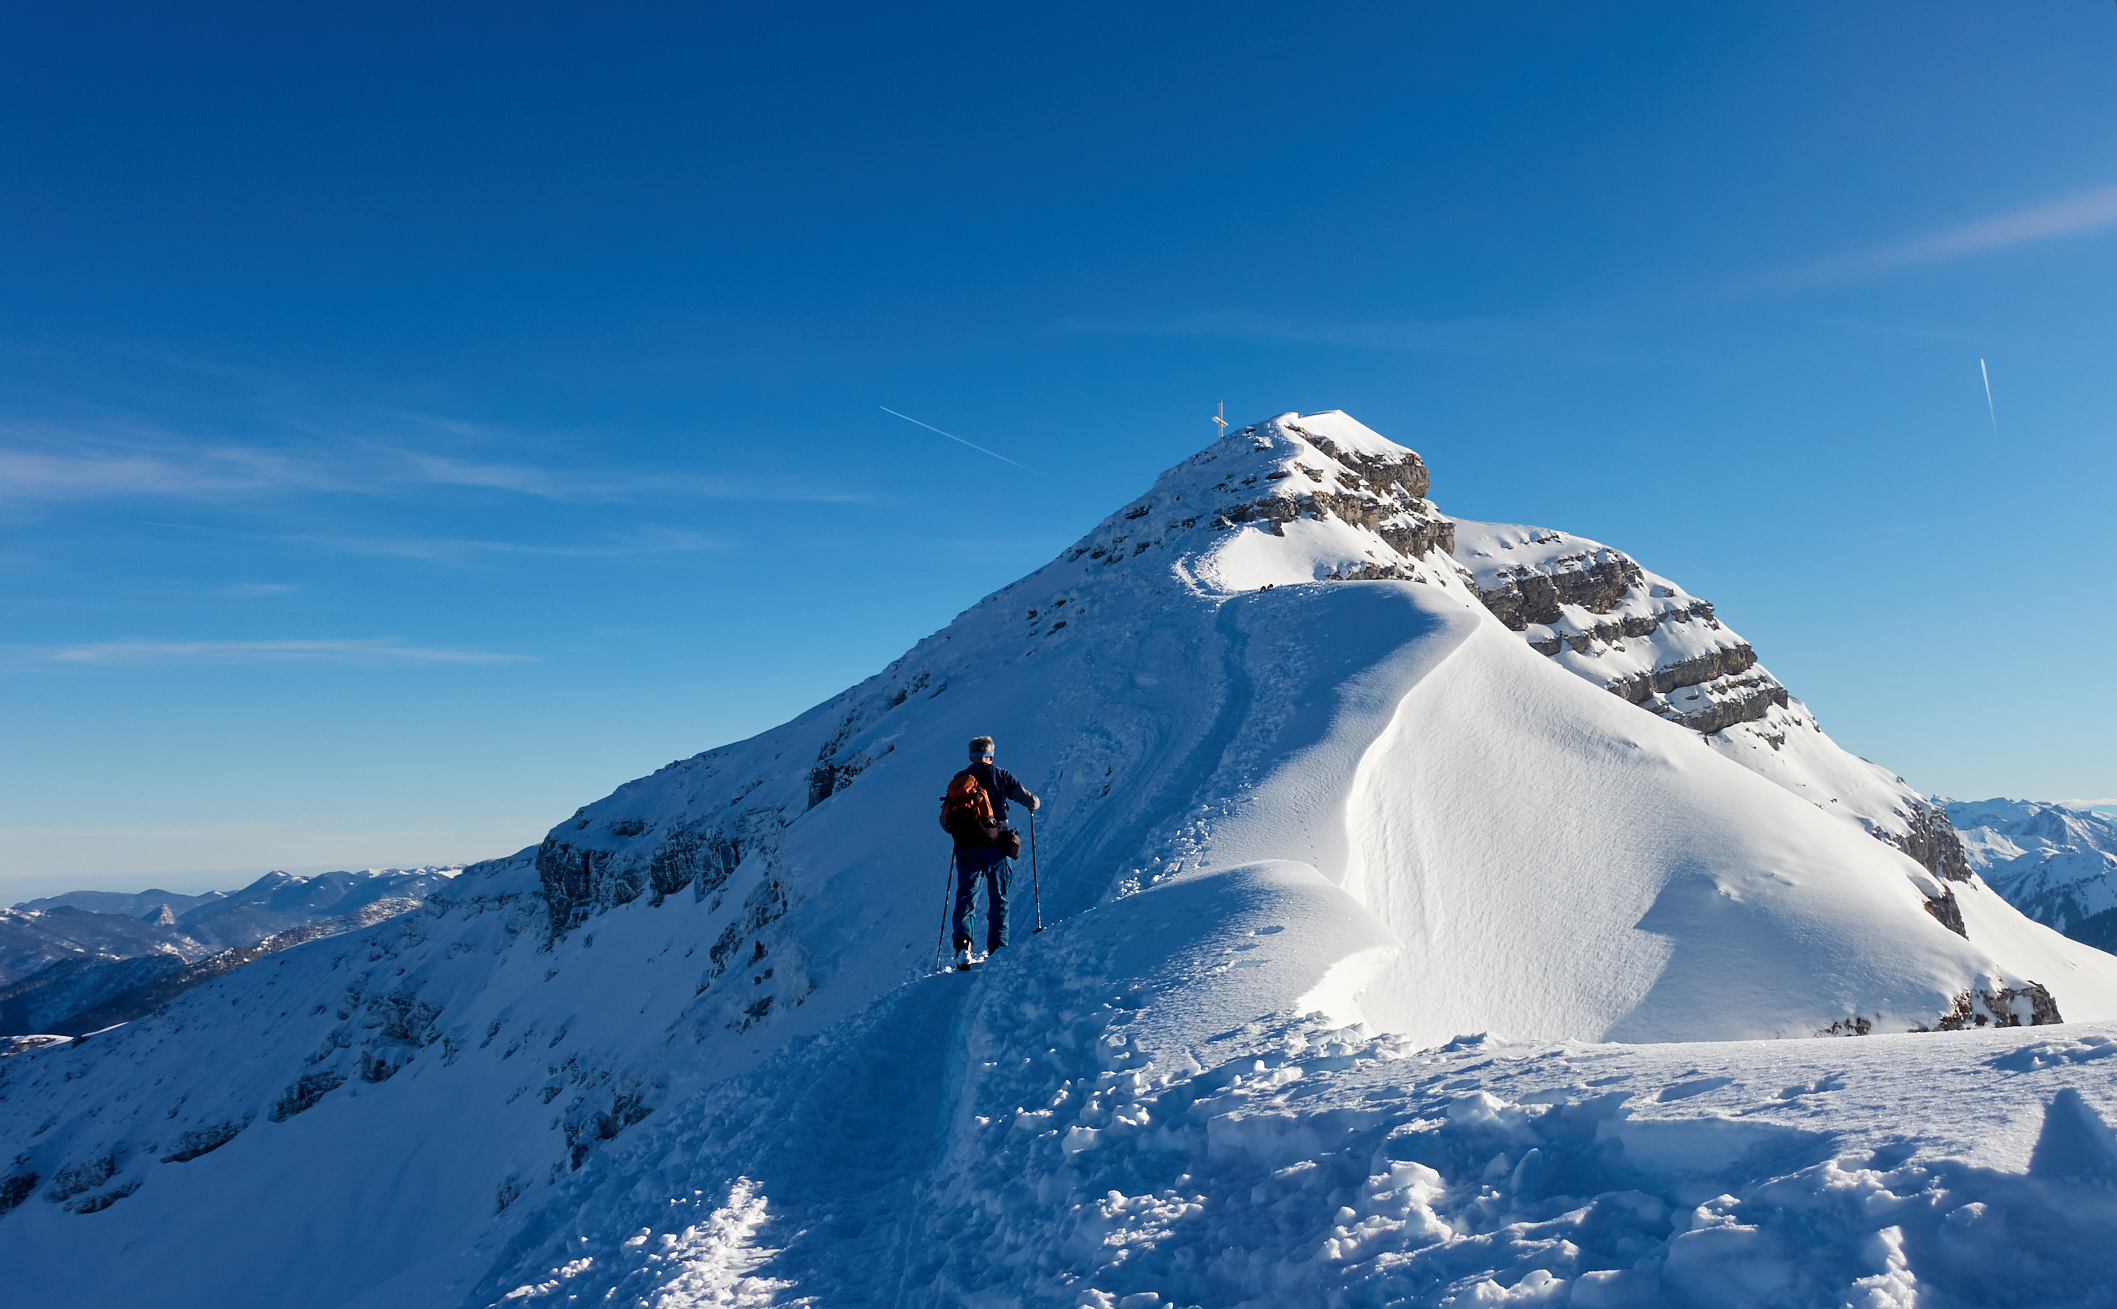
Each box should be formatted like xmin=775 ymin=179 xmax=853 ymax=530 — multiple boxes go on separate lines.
xmin=939 ymin=736 xmax=1039 ymax=969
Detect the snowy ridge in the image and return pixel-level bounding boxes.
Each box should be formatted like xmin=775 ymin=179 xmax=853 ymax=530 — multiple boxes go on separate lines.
xmin=1449 ymin=522 xmax=1977 ymax=900
xmin=3 ymin=411 xmax=2116 ymax=1308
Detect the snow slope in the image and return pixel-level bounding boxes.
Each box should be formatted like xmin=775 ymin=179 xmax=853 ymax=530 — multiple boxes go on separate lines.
xmin=1448 ymin=523 xmax=1975 ymax=891
xmin=4 ymin=411 xmax=2114 ymax=1308
xmin=470 ymin=908 xmax=2117 ymax=1309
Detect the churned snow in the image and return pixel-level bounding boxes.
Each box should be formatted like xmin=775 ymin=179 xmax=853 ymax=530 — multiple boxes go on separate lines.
xmin=3 ymin=411 xmax=2114 ymax=1308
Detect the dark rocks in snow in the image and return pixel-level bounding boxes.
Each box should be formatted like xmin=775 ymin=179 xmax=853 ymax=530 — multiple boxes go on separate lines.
xmin=1817 ymin=1015 xmax=1874 ymax=1036
xmin=1211 ymin=482 xmax=1454 ymax=562
xmin=162 ymin=1120 xmax=244 ymax=1163
xmin=1464 ymin=545 xmax=1784 ymax=740
xmin=71 ymin=1181 xmax=140 ymax=1213
xmin=1824 ymin=979 xmax=2062 ymax=1033
xmin=1297 ymin=427 xmax=1432 ymax=500
xmin=269 ymin=1068 xmax=348 ymax=1121
xmin=645 ymin=825 xmax=741 ymax=906
xmin=1900 ymin=800 xmax=1975 ymax=884
xmin=0 ymin=1171 xmax=37 ymax=1215
xmin=44 ymin=1152 xmax=117 ymax=1202
xmin=542 ymin=813 xmax=761 ymax=930
xmin=1475 ymin=549 xmax=1643 ymax=630
xmin=1606 ymin=641 xmax=1757 ymax=703
xmin=1922 ymin=886 xmax=1969 ymax=937
xmin=536 ymin=841 xmax=629 ymax=932
xmin=1930 ymin=983 xmax=2063 ymax=1031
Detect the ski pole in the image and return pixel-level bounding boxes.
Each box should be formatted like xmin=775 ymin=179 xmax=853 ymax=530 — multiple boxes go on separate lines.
xmin=1031 ymin=810 xmax=1043 ymax=933
xmin=936 ymin=851 xmax=957 ymax=970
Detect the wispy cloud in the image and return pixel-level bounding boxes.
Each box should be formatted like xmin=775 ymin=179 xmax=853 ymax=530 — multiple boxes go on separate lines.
xmin=293 ymin=526 xmax=724 ymax=564
xmin=1057 ymin=310 xmax=1536 ymax=354
xmin=404 ymin=453 xmax=859 ymax=504
xmin=0 ymin=414 xmax=864 ymax=507
xmin=0 ymin=444 xmax=299 ymax=500
xmin=7 ymin=638 xmax=533 ymax=667
xmin=1743 ymin=184 xmax=2117 ymax=292
xmin=1053 ymin=310 xmax=1628 ymax=363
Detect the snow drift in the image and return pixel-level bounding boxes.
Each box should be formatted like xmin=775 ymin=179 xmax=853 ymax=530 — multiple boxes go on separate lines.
xmin=4 ymin=410 xmax=2115 ymax=1308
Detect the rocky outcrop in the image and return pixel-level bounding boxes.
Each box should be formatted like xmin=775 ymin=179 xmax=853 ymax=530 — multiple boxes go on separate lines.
xmin=1821 ymin=979 xmax=2062 ymax=1035
xmin=1207 ymin=487 xmax=1455 ymax=560
xmin=1641 ymin=670 xmax=1790 ymax=735
xmin=1921 ymin=886 xmax=1968 ymax=937
xmin=1899 ymin=800 xmax=1974 ymax=883
xmin=1196 ymin=427 xmax=1455 ymax=563
xmin=1475 ymin=546 xmax=1642 ymax=631
xmin=1052 ymin=414 xmax=1455 ymax=575
xmin=1928 ymin=983 xmax=2062 ymax=1030
xmin=161 ymin=1120 xmax=245 ymax=1163
xmin=1456 ymin=530 xmax=1783 ymax=739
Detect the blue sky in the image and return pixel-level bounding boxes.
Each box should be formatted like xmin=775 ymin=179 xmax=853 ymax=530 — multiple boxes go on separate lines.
xmin=5 ymin=3 xmax=2115 ymax=896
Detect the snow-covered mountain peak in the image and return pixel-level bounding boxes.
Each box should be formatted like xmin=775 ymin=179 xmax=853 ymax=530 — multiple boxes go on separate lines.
xmin=1035 ymin=410 xmax=1453 ymax=599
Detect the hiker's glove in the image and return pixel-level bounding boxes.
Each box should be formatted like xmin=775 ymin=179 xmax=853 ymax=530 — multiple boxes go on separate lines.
xmin=1028 ymin=796 xmax=1040 ymax=811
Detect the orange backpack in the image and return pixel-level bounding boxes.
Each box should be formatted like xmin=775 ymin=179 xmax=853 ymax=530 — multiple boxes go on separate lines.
xmin=940 ymin=771 xmax=1001 ymax=848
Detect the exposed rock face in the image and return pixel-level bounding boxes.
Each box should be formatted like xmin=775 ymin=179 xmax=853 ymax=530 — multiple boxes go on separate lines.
xmin=1899 ymin=800 xmax=1975 ymax=883
xmin=1474 ymin=545 xmax=1640 ymax=632
xmin=1453 ymin=527 xmax=1785 ymax=739
xmin=1062 ymin=415 xmax=1455 ymax=575
xmin=161 ymin=1121 xmax=244 ymax=1163
xmin=1921 ymin=886 xmax=1968 ymax=937
xmin=1822 ymin=979 xmax=2062 ymax=1035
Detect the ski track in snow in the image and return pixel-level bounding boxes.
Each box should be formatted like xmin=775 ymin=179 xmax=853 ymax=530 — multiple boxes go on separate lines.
xmin=8 ymin=411 xmax=2117 ymax=1309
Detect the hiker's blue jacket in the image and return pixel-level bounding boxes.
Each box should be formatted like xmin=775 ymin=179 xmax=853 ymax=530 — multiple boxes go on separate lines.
xmin=962 ymin=762 xmax=1036 ymax=825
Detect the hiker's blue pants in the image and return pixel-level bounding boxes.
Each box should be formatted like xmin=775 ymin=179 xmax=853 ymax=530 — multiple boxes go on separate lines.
xmin=952 ymin=846 xmax=1013 ymax=952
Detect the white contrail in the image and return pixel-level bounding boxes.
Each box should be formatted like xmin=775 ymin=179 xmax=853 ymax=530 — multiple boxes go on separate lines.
xmin=1980 ymin=359 xmax=1999 ymax=437
xmin=880 ymin=407 xmax=1041 ymax=474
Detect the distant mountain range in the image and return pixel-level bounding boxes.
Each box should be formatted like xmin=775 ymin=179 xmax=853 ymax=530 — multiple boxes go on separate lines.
xmin=1946 ymin=797 xmax=2117 ymax=953
xmin=0 ymin=868 xmax=457 ymax=1036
